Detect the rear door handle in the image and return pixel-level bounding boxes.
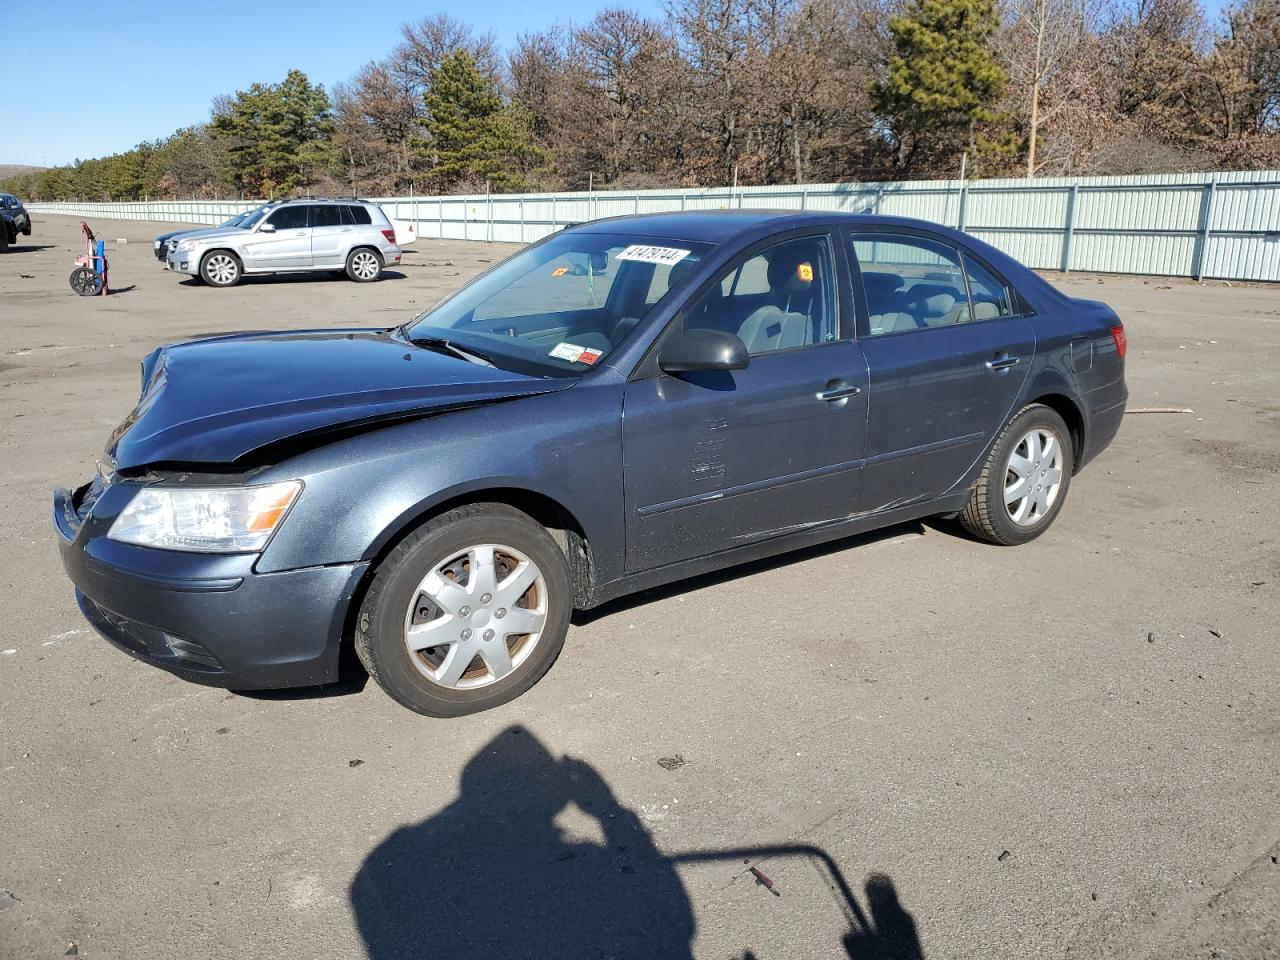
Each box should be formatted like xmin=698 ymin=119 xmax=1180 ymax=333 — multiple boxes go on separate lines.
xmin=985 ymin=356 xmax=1021 ymax=370
xmin=816 ymin=384 xmax=862 ymax=401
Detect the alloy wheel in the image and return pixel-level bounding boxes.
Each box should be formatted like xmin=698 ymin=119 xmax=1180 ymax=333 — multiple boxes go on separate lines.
xmin=1004 ymin=427 xmax=1064 ymax=526
xmin=204 ymin=254 xmax=238 ymax=285
xmin=402 ymin=543 xmax=547 ymax=689
xmin=351 ymin=251 xmax=380 ymax=280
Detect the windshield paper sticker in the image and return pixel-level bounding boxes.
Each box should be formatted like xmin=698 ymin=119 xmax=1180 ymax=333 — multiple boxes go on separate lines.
xmin=550 ymin=342 xmax=603 ymax=365
xmin=616 ymin=244 xmax=691 ymax=266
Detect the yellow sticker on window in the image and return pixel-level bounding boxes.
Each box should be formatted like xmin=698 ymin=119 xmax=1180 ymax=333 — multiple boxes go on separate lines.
xmin=797 ymin=263 xmax=814 ymax=282
xmin=551 ymin=266 xmax=569 ymax=277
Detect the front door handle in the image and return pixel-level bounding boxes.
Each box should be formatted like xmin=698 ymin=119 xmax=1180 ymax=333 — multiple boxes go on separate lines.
xmin=816 ymin=383 xmax=862 ymax=401
xmin=985 ymin=356 xmax=1021 ymax=371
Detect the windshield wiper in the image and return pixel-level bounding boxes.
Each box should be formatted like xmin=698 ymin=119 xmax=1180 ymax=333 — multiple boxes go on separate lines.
xmin=407 ymin=336 xmax=496 ymax=367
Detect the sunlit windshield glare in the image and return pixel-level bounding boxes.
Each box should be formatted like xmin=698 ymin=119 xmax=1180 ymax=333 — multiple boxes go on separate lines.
xmin=240 ymin=206 xmax=271 ymax=229
xmin=404 ymin=232 xmax=711 ymax=377
xmin=220 ymin=212 xmax=247 ymax=227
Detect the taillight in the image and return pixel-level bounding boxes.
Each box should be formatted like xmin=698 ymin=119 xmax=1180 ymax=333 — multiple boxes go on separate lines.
xmin=381 ymin=229 xmax=396 ymax=244
xmin=1110 ymin=324 xmax=1127 ymax=360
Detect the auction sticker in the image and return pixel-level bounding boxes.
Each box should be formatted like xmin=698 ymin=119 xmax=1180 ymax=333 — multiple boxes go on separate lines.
xmin=550 ymin=342 xmax=603 ymax=364
xmin=616 ymin=244 xmax=691 ymax=266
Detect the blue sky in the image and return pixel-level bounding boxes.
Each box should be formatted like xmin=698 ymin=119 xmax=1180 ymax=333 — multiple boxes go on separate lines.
xmin=0 ymin=0 xmax=651 ymax=167
xmin=0 ymin=0 xmax=1231 ymax=168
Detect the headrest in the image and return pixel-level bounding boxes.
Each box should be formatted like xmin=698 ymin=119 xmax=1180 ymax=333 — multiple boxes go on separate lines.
xmin=766 ymin=249 xmax=817 ymax=288
xmin=667 ymin=257 xmax=699 ymax=291
xmin=862 ymin=272 xmax=903 ymax=303
xmin=905 ymin=284 xmax=960 ymax=316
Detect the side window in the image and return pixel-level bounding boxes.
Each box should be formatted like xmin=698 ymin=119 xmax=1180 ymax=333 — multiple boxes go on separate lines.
xmin=312 ymin=205 xmax=342 ymax=228
xmin=964 ymin=256 xmax=1014 ymax=320
xmin=266 ymin=206 xmax=310 ymax=230
xmin=851 ymin=234 xmax=969 ymax=336
xmin=348 ymin=205 xmax=373 ymax=225
xmin=683 ymin=236 xmax=836 ymax=356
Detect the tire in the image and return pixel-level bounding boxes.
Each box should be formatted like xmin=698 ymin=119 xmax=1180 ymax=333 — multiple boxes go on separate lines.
xmin=200 ymin=250 xmax=242 ymax=287
xmin=0 ymin=227 xmax=8 ymax=253
xmin=355 ymin=504 xmax=572 ymax=717
xmin=345 ymin=247 xmax=383 ymax=282
xmin=70 ymin=267 xmax=103 ymax=296
xmin=959 ymin=403 xmax=1073 ymax=546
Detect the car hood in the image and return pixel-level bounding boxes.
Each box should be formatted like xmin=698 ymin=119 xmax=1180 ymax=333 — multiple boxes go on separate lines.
xmin=108 ymin=329 xmax=573 ymax=469
xmin=168 ymin=225 xmax=246 ymax=245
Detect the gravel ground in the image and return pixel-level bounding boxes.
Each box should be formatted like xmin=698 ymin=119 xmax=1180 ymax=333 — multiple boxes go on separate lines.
xmin=1 ymin=214 xmax=1277 ymax=960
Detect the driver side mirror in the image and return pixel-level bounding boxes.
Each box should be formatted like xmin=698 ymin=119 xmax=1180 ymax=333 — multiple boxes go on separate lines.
xmin=659 ymin=329 xmax=749 ymax=374
xmin=259 ymin=222 xmax=276 ymax=233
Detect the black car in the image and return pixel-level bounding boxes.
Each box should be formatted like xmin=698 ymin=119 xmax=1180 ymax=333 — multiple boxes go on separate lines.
xmin=0 ymin=193 xmax=31 ymax=251
xmin=55 ymin=211 xmax=1127 ymax=716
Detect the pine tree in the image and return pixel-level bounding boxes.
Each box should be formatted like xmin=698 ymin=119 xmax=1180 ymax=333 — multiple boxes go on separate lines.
xmin=211 ymin=69 xmax=334 ymax=196
xmin=416 ymin=51 xmax=550 ymax=191
xmin=872 ymin=0 xmax=1013 ymax=173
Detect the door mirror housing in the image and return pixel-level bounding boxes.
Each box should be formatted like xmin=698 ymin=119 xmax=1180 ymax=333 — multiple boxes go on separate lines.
xmin=259 ymin=222 xmax=276 ymax=233
xmin=659 ymin=329 xmax=750 ymax=374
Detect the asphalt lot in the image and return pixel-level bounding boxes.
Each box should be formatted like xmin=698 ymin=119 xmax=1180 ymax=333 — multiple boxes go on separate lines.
xmin=1 ymin=213 xmax=1277 ymax=960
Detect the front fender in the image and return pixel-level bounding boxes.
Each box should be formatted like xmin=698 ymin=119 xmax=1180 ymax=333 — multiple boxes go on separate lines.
xmin=253 ymin=377 xmax=627 ymax=585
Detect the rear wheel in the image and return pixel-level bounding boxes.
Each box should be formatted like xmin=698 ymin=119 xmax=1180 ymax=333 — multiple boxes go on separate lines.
xmin=200 ymin=250 xmax=241 ymax=287
xmin=345 ymin=247 xmax=383 ymax=282
xmin=355 ymin=504 xmax=571 ymax=717
xmin=959 ymin=403 xmax=1073 ymax=545
xmin=0 ymin=225 xmax=9 ymax=252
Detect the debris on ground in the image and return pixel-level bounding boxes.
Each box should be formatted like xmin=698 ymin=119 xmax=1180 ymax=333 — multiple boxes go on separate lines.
xmin=1209 ymin=629 xmax=1222 ymax=638
xmin=0 ymin=890 xmax=18 ymax=910
xmin=1125 ymin=407 xmax=1195 ymax=414
xmin=1147 ymin=632 xmax=1156 ymax=644
xmin=998 ymin=850 xmax=1013 ymax=863
xmin=749 ymin=866 xmax=780 ymax=896
xmin=657 ymin=755 xmax=689 ymax=771
xmin=64 ymin=943 xmax=78 ymax=956
xmin=348 ymin=759 xmax=364 ymax=768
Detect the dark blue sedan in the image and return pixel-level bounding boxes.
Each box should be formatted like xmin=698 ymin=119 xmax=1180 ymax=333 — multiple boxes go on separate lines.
xmin=54 ymin=211 xmax=1127 ymax=716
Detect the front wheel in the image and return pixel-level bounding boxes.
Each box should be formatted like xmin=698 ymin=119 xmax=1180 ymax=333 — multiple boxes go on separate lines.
xmin=200 ymin=250 xmax=241 ymax=287
xmin=345 ymin=248 xmax=383 ymax=282
xmin=959 ymin=403 xmax=1073 ymax=545
xmin=355 ymin=504 xmax=572 ymax=717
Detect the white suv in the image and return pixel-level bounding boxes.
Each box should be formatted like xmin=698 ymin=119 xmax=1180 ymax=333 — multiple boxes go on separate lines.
xmin=167 ymin=199 xmax=402 ymax=287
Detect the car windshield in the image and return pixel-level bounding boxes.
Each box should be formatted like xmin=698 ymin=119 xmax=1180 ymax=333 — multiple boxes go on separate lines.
xmin=219 ymin=212 xmax=248 ymax=228
xmin=402 ymin=232 xmax=712 ymax=377
xmin=239 ymin=206 xmax=271 ymax=229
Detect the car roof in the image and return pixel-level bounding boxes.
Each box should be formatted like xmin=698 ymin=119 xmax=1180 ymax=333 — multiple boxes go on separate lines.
xmin=570 ymin=209 xmax=987 ymax=245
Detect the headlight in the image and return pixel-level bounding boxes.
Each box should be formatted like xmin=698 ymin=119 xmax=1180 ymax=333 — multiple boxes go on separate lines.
xmin=177 ymin=239 xmax=196 ymax=252
xmin=108 ymin=481 xmax=302 ymax=552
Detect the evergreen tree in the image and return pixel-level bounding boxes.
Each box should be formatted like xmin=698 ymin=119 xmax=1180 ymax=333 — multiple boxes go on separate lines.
xmin=211 ymin=69 xmax=334 ymax=196
xmin=416 ymin=51 xmax=549 ymax=191
xmin=872 ymin=0 xmax=1013 ymax=173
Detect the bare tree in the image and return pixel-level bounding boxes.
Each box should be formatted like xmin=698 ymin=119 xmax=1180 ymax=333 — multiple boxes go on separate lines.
xmin=396 ymin=13 xmax=501 ymax=94
xmin=1000 ymin=0 xmax=1104 ymax=175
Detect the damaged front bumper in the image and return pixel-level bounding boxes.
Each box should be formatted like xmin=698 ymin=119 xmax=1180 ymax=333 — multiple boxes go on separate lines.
xmin=53 ymin=480 xmax=368 ymax=690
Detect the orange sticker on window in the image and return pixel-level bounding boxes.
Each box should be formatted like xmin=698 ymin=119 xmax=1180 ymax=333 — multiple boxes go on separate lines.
xmin=797 ymin=263 xmax=814 ymax=282
xmin=551 ymin=266 xmax=569 ymax=277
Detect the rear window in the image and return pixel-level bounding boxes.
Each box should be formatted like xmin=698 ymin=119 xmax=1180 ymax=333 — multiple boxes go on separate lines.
xmin=346 ymin=205 xmax=373 ymax=225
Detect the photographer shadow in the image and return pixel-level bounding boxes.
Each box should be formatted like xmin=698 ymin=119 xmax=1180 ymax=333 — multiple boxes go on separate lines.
xmin=350 ymin=726 xmax=923 ymax=960
xmin=350 ymin=725 xmax=695 ymax=959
